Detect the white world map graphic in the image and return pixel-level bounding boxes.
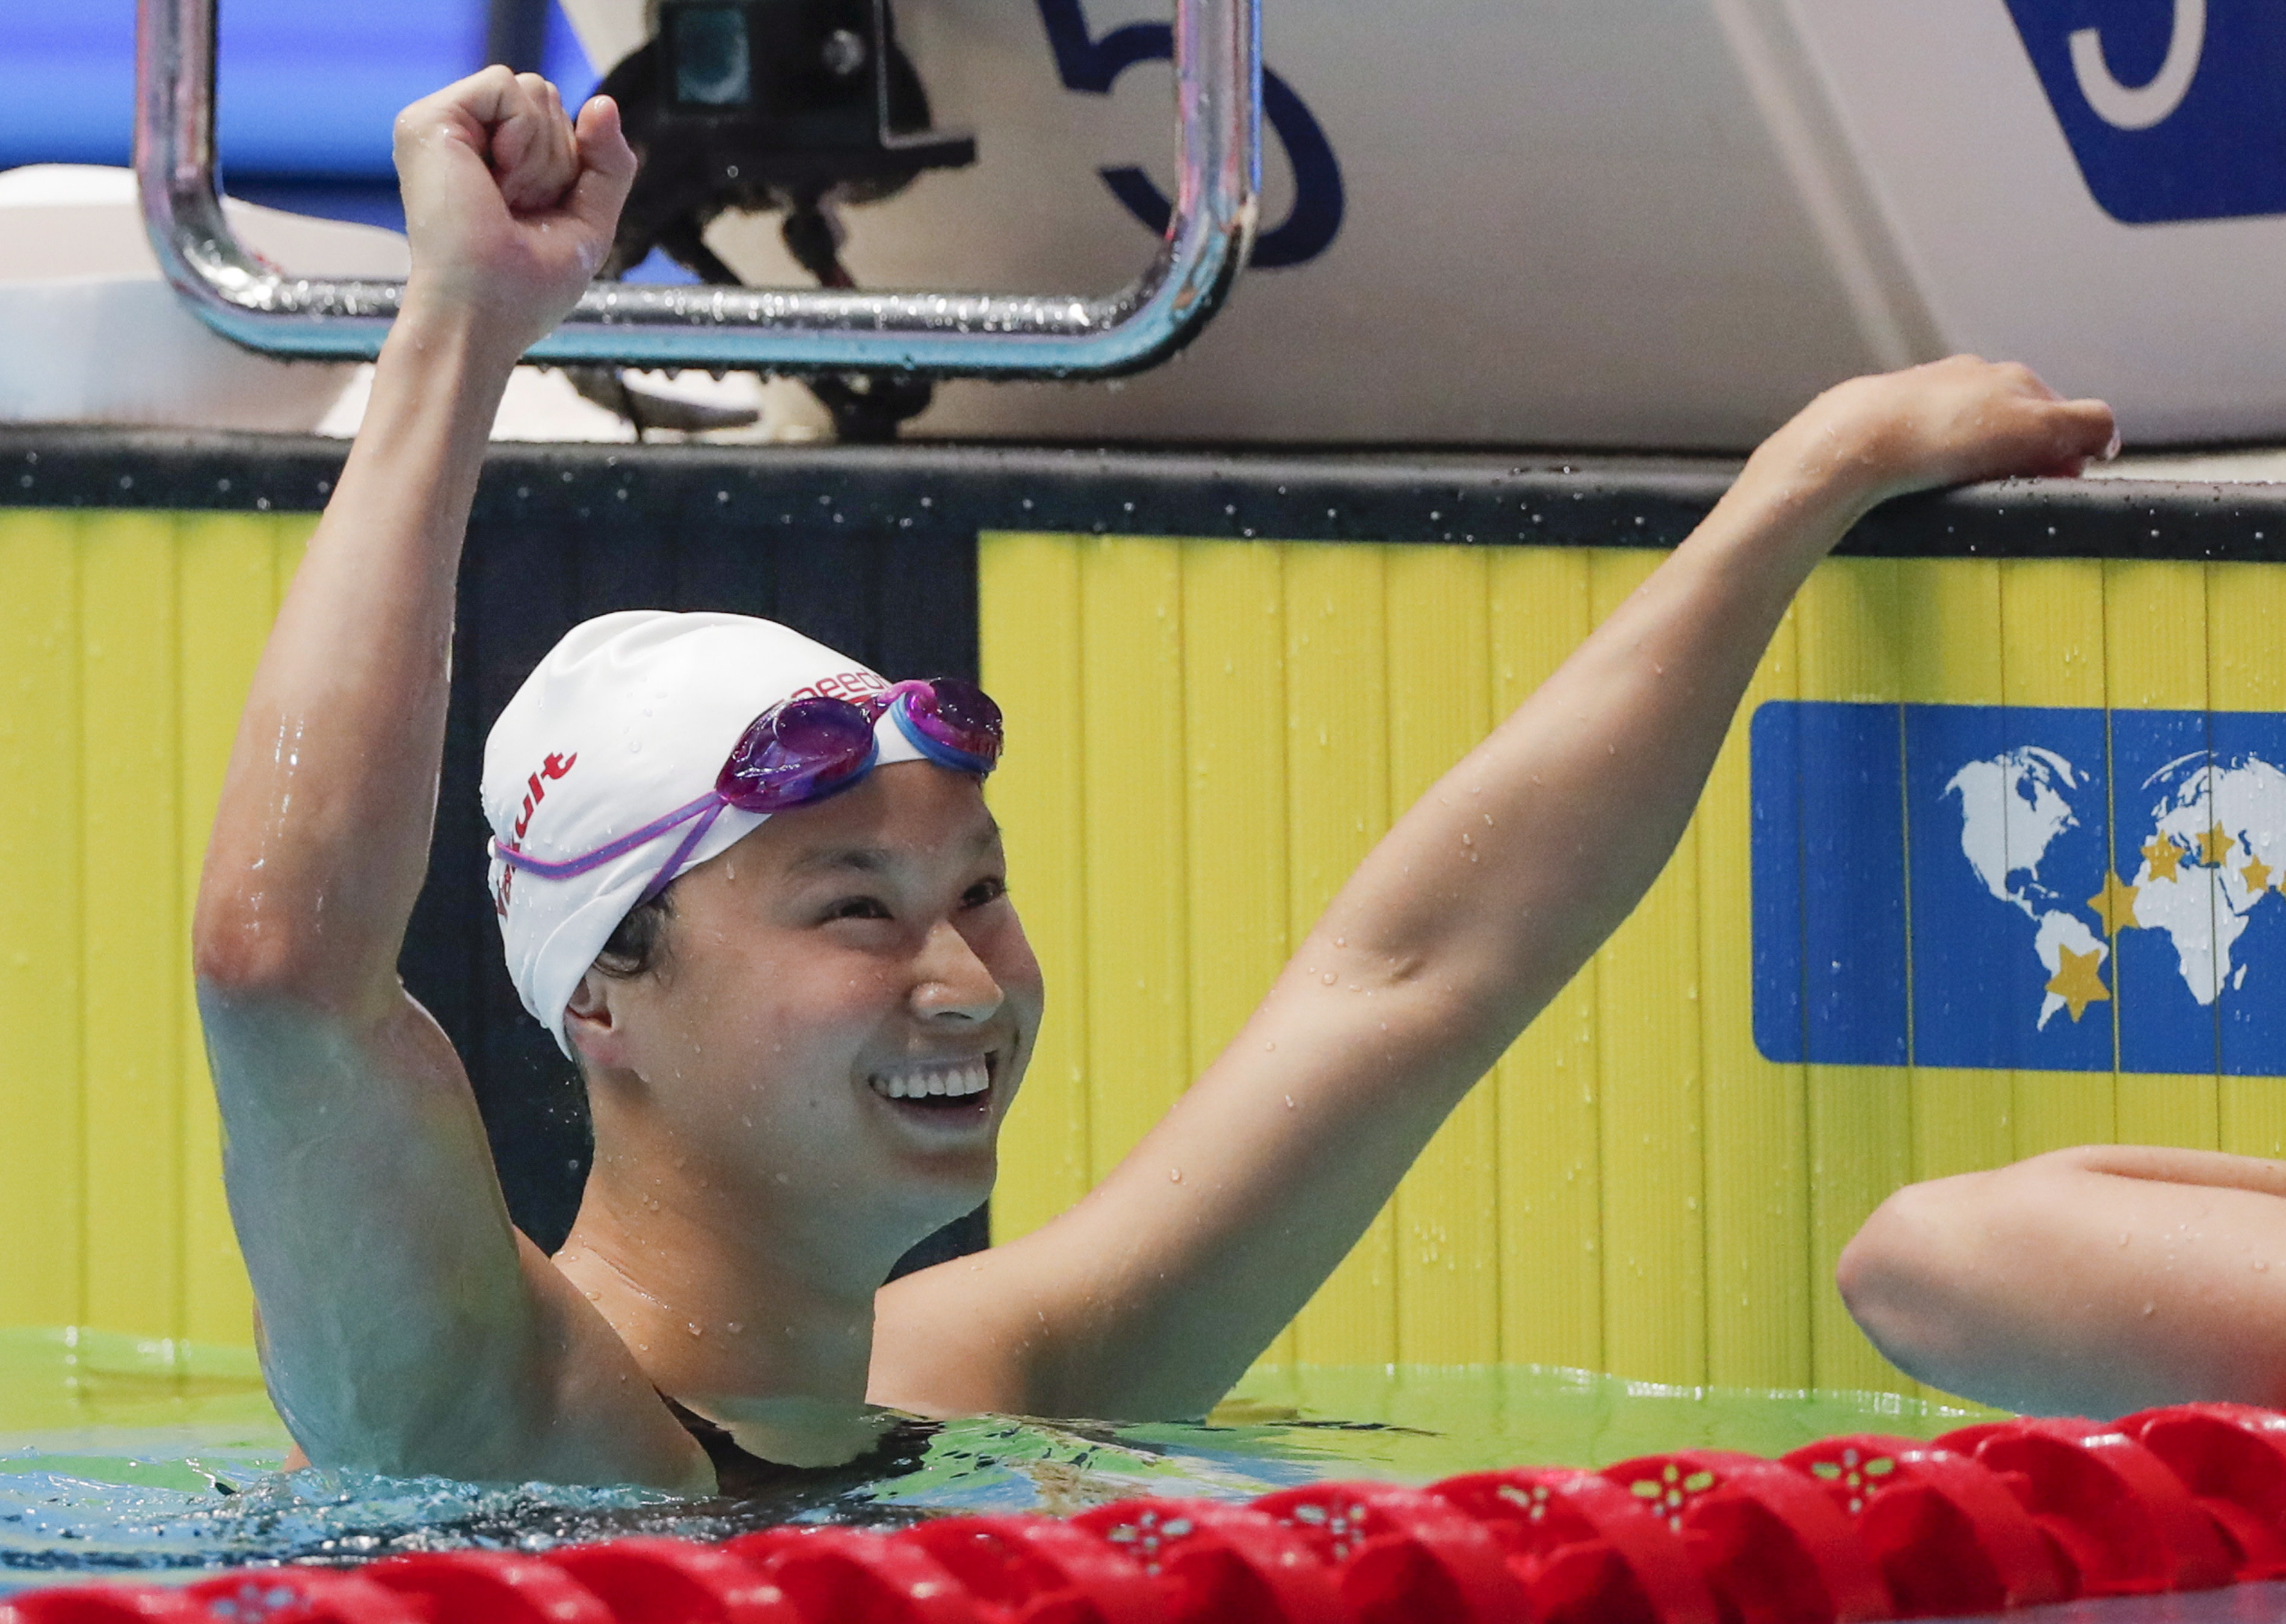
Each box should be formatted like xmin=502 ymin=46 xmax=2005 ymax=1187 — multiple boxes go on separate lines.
xmin=1944 ymin=748 xmax=2286 ymax=1028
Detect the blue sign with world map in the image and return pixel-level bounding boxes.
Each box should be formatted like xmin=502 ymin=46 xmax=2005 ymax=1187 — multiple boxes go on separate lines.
xmin=1752 ymin=703 xmax=2286 ymax=1074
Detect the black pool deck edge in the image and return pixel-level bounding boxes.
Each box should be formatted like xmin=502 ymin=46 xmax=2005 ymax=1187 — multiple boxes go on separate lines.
xmin=7 ymin=425 xmax=2286 ymax=562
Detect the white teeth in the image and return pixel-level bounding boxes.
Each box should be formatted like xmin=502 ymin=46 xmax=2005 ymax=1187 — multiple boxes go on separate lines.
xmin=869 ymin=1058 xmax=991 ymax=1101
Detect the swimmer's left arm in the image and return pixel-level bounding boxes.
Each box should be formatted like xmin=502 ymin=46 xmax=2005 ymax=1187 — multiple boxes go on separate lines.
xmin=874 ymin=359 xmax=2118 ymax=1421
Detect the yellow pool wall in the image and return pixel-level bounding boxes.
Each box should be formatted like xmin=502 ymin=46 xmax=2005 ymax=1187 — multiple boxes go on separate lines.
xmin=0 ymin=508 xmax=313 ymax=1350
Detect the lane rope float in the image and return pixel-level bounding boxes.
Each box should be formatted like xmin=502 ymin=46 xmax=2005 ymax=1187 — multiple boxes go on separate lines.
xmin=13 ymin=1403 xmax=2286 ymax=1623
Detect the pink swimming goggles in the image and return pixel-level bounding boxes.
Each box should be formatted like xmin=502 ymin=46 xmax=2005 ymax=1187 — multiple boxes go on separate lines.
xmin=494 ymin=677 xmax=1002 ymax=900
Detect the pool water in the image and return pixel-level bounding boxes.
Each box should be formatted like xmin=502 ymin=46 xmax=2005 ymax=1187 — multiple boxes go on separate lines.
xmin=0 ymin=1323 xmax=2015 ymax=1589
xmin=25 ymin=1330 xmax=2283 ymax=1621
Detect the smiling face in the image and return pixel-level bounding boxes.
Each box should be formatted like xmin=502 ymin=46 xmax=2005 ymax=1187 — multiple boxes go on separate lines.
xmin=564 ymin=761 xmax=1041 ymax=1282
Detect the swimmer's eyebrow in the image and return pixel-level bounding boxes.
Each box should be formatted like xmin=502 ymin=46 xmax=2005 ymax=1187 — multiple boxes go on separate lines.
xmin=786 ymin=821 xmax=1001 ymax=876
xmin=787 ymin=846 xmax=894 ymax=876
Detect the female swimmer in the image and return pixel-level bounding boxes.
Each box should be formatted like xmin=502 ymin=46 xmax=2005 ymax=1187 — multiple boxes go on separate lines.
xmin=191 ymin=67 xmax=2119 ymax=1490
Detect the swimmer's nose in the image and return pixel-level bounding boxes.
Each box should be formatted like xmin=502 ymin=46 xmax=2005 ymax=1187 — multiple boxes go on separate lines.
xmin=910 ymin=920 xmax=1003 ymax=1023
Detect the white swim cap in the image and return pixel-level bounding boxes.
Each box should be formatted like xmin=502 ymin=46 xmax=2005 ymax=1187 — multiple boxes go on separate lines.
xmin=481 ymin=611 xmax=926 ymax=1057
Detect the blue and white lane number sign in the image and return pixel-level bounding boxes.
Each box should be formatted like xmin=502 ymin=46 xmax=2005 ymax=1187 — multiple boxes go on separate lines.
xmin=1751 ymin=703 xmax=2286 ymax=1075
xmin=2002 ymin=0 xmax=2286 ymax=223
xmin=1034 ymin=0 xmax=1345 ymax=268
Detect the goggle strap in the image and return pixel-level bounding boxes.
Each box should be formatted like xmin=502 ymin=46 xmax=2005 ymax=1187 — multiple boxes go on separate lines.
xmin=641 ymin=798 xmax=730 ymax=902
xmin=494 ymin=790 xmax=721 ymax=881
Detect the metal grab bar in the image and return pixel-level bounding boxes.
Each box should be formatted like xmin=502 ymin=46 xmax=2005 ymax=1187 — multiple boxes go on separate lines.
xmin=134 ymin=0 xmax=1260 ymax=377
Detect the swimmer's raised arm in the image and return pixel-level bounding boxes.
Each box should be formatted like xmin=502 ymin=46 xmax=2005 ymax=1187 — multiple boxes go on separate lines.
xmin=202 ymin=72 xmax=626 ymax=1004
xmin=875 ymin=359 xmax=2118 ymax=1421
xmin=192 ymin=72 xmax=698 ymax=1487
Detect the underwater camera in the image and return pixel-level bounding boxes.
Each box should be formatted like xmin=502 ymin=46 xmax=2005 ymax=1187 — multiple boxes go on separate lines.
xmin=587 ymin=0 xmax=976 ymax=438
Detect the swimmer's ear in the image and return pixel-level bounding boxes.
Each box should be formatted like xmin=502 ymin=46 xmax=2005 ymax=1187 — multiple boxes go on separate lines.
xmin=563 ymin=968 xmax=631 ymax=1068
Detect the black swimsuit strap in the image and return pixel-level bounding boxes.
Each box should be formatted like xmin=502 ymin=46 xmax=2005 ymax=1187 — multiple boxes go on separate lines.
xmin=659 ymin=1392 xmax=938 ymax=1504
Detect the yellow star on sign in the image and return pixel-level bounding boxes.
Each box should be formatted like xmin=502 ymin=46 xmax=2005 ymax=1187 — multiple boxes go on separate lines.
xmin=2198 ymin=822 xmax=2237 ymax=867
xmin=2087 ymin=872 xmax=2141 ymax=935
xmin=2143 ymin=834 xmax=2186 ymax=882
xmin=2047 ymin=945 xmax=2112 ymax=1024
xmin=2246 ymin=854 xmax=2276 ymax=894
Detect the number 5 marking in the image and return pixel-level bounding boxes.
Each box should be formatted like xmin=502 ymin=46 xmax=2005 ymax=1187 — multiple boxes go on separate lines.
xmin=1036 ymin=0 xmax=1345 ymax=268
xmin=2070 ymin=0 xmax=2204 ymax=131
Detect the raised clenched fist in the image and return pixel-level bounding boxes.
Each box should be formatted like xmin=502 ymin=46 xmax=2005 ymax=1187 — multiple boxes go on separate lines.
xmin=390 ymin=67 xmax=638 ymax=362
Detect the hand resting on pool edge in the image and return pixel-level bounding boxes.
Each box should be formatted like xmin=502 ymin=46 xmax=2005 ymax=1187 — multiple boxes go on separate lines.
xmin=190 ymin=67 xmax=2121 ymax=1492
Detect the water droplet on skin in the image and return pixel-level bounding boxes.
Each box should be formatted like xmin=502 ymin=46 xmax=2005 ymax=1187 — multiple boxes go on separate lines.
xmin=1322 ymin=971 xmax=1337 ymax=985
xmin=2257 ymin=1260 xmax=2271 ymax=1272
xmin=2121 ymin=1232 xmax=2132 ymax=1246
xmin=1284 ymin=1095 xmax=1295 ymax=1109
xmin=727 ymin=1321 xmax=743 ymax=1333
xmin=687 ymin=1322 xmax=703 ymax=1337
xmin=1169 ymin=1167 xmax=1183 ymax=1183
xmin=1264 ymin=1041 xmax=1277 ymax=1051
xmin=1334 ymin=937 xmax=1346 ymax=947
xmin=2142 ymin=1302 xmax=2157 ymax=1317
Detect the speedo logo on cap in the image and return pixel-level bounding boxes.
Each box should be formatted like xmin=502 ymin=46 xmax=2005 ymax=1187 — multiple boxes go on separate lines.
xmin=788 ymin=671 xmax=889 ymax=703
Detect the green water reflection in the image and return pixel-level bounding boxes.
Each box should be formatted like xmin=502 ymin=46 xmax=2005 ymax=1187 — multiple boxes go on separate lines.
xmin=0 ymin=1325 xmax=2006 ymax=1579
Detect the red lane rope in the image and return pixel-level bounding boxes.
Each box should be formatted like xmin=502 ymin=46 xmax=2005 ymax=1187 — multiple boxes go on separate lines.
xmin=11 ymin=1403 xmax=2286 ymax=1623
